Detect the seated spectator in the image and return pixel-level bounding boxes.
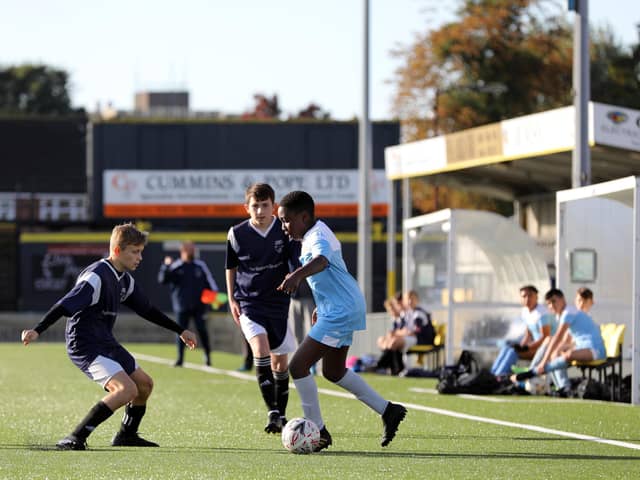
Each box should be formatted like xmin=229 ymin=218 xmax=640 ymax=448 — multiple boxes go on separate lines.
xmin=575 ymin=287 xmax=594 ymax=313
xmin=490 ymin=285 xmax=555 ymax=377
xmin=377 ymin=290 xmax=434 ymax=374
xmin=377 ymin=292 xmax=405 ymax=349
xmin=376 ymin=292 xmax=405 ymax=374
xmin=512 ymin=288 xmax=606 ymax=397
xmin=521 ymin=286 xmax=595 ymax=374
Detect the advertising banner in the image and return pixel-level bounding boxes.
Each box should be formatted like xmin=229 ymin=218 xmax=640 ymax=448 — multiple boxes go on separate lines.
xmin=104 ymin=169 xmax=389 ymax=218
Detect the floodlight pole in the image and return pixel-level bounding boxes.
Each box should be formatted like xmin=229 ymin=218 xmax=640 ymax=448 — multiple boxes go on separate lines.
xmin=358 ymin=0 xmax=373 ymax=311
xmin=572 ymin=0 xmax=591 ymax=187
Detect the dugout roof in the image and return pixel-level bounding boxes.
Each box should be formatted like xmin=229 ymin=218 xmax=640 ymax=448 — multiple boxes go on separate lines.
xmin=384 ymin=102 xmax=640 ymax=200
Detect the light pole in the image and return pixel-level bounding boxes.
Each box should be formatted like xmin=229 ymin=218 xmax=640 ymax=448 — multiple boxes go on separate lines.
xmin=571 ymin=0 xmax=591 ymax=187
xmin=358 ymin=0 xmax=373 ymax=311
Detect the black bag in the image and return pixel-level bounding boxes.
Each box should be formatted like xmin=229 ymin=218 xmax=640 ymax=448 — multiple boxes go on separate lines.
xmin=576 ymin=378 xmax=609 ymax=400
xmin=456 ymin=369 xmax=500 ymax=395
xmin=438 ymin=368 xmax=499 ymax=395
xmin=437 ymin=350 xmax=485 ymax=394
xmin=438 ymin=350 xmax=478 ymax=380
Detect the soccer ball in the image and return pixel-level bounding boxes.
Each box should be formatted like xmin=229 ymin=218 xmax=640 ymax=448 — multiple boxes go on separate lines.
xmin=281 ymin=417 xmax=320 ymax=454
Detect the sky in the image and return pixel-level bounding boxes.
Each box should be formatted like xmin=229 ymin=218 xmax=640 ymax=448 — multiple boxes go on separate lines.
xmin=1 ymin=0 xmax=638 ymax=120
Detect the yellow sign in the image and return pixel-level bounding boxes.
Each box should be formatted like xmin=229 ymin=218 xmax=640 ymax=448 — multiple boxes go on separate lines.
xmin=445 ymin=123 xmax=503 ymax=164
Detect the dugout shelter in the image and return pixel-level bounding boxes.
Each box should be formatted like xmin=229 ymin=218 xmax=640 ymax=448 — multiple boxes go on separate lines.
xmin=402 ymin=209 xmax=551 ymax=366
xmin=384 ymin=102 xmax=640 ymax=386
xmin=556 ymin=176 xmax=640 ymax=405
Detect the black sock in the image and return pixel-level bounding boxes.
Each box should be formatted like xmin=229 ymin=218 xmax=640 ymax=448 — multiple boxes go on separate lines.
xmin=255 ymin=356 xmax=277 ymax=411
xmin=273 ymin=370 xmax=289 ymax=417
xmin=377 ymin=349 xmax=392 ymax=369
xmin=71 ymin=401 xmax=114 ymax=440
xmin=391 ymin=350 xmax=404 ymax=375
xmin=120 ymin=404 xmax=146 ymax=434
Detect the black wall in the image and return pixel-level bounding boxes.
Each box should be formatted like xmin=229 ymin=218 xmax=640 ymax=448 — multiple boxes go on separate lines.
xmin=11 ymin=119 xmax=401 ymax=312
xmin=0 ymin=117 xmax=86 ymax=193
xmin=91 ymin=120 xmax=399 ymax=229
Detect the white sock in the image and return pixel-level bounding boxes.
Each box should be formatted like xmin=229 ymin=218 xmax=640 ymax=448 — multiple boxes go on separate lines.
xmin=336 ymin=369 xmax=388 ymax=414
xmin=292 ymin=374 xmax=324 ymax=429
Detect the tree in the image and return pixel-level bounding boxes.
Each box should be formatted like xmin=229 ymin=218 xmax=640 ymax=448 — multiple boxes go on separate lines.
xmin=393 ymin=0 xmax=640 ymax=141
xmin=390 ymin=0 xmax=640 ymax=215
xmin=242 ymin=93 xmax=281 ymax=119
xmin=591 ymin=26 xmax=640 ymax=109
xmin=0 ymin=64 xmax=77 ymax=115
xmin=293 ymin=102 xmax=331 ymax=120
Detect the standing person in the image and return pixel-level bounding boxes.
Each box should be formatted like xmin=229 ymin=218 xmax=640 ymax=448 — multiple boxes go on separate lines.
xmin=490 ymin=285 xmax=554 ymax=376
xmin=288 ymin=240 xmax=318 ymax=373
xmin=289 ymin=280 xmax=318 ymax=375
xmin=277 ymin=190 xmax=407 ymax=451
xmin=21 ymin=223 xmax=197 ymax=450
xmin=158 ymin=240 xmax=218 ymax=367
xmin=225 ymin=183 xmax=298 ymax=434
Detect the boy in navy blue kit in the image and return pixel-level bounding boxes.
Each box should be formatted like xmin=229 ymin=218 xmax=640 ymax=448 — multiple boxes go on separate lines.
xmin=277 ymin=190 xmax=407 ymax=451
xmin=225 ymin=183 xmax=298 ymax=434
xmin=21 ymin=223 xmax=197 ymax=450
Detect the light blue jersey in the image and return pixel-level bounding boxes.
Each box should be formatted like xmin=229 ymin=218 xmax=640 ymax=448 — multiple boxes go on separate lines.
xmin=560 ymin=306 xmax=606 ymax=359
xmin=301 ymin=220 xmax=366 ymax=347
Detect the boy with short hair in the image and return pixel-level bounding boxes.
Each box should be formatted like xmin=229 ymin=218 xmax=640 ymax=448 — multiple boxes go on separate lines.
xmin=513 ymin=288 xmax=605 ymax=396
xmin=575 ymin=287 xmax=594 ymax=313
xmin=21 ymin=222 xmax=197 ymax=450
xmin=277 ymin=190 xmax=407 ymax=451
xmin=225 ymin=183 xmax=297 ymax=434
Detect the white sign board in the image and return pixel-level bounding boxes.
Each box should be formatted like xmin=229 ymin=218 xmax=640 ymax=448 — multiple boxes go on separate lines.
xmin=103 ymin=169 xmax=389 ymax=218
xmin=593 ymin=102 xmax=640 ymax=151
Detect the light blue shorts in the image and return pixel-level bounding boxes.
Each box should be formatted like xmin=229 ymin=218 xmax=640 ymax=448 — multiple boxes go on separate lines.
xmin=574 ymin=337 xmax=606 ymax=360
xmin=309 ymin=322 xmax=354 ymax=348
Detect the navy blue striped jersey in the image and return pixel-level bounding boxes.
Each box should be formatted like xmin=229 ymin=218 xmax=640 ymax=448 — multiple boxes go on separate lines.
xmin=57 ymin=258 xmax=153 ymax=370
xmin=225 ymin=217 xmax=296 ymax=320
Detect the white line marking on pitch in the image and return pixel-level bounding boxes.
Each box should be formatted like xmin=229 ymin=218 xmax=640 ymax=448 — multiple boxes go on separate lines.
xmin=134 ymin=352 xmax=640 ymax=451
xmin=409 ymin=387 xmax=592 ymax=404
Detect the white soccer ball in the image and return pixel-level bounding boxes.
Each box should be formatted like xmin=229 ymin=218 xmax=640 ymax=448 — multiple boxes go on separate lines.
xmin=281 ymin=417 xmax=320 ymax=454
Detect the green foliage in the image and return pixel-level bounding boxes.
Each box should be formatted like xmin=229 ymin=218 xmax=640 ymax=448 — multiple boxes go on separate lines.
xmin=591 ymin=27 xmax=640 ymax=109
xmin=2 ymin=343 xmax=640 ymax=479
xmin=392 ymin=0 xmax=640 ymax=141
xmin=0 ymin=64 xmax=77 ymax=115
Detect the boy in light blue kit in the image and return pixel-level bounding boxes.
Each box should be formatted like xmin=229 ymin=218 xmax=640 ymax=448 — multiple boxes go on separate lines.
xmin=513 ymin=288 xmax=605 ymax=396
xmin=277 ymin=190 xmax=407 ymax=452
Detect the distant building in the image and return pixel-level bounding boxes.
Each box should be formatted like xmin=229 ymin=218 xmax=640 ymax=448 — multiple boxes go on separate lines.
xmin=134 ymin=91 xmax=189 ymax=117
xmin=97 ymin=90 xmax=223 ymax=120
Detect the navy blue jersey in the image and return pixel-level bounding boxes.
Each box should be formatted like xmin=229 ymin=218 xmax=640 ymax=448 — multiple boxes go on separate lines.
xmin=158 ymin=259 xmax=218 ymax=312
xmin=57 ymin=259 xmax=153 ymax=371
xmin=406 ymin=306 xmax=435 ymax=345
xmin=225 ymin=217 xmax=295 ymax=320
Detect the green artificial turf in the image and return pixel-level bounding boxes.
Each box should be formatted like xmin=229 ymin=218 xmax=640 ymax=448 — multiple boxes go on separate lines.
xmin=1 ymin=343 xmax=639 ymax=479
